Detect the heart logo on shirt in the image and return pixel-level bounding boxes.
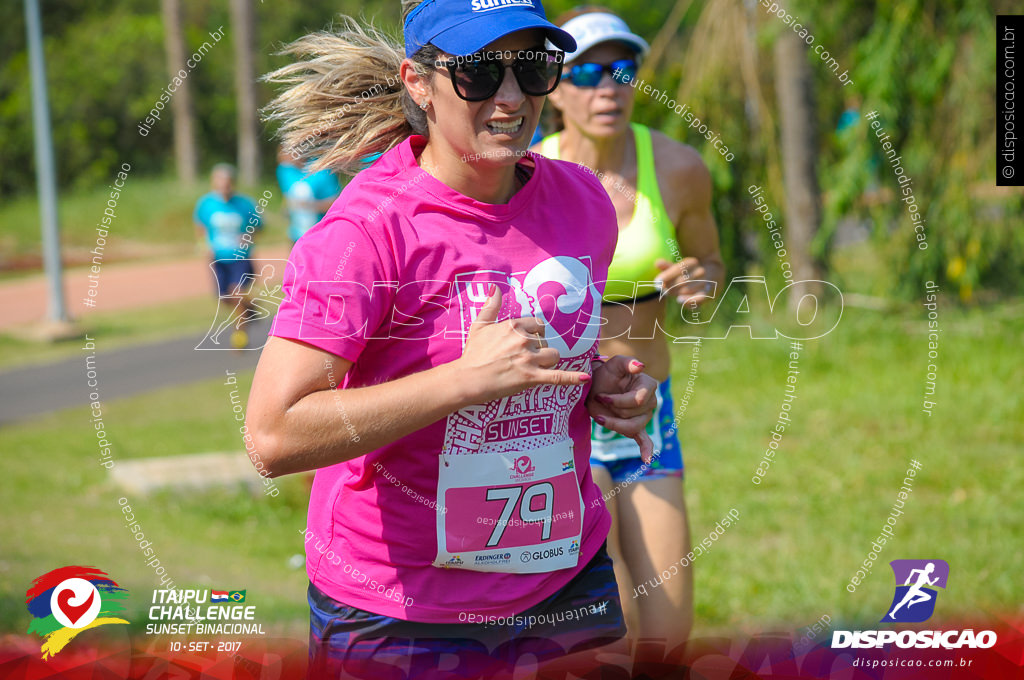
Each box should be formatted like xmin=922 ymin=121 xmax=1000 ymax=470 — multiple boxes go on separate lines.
xmin=516 ymin=257 xmax=601 ymax=358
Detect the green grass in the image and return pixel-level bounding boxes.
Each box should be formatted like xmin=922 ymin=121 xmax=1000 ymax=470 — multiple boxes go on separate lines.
xmin=675 ymin=296 xmax=1024 ymax=636
xmin=0 ymin=296 xmax=218 ymax=370
xmin=0 ymin=298 xmax=1021 ymax=645
xmin=0 ymin=370 xmax=311 ymax=639
xmin=0 ymin=174 xmax=288 ymax=264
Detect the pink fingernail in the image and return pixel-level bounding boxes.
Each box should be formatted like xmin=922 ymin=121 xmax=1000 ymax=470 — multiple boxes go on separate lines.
xmin=630 ymin=360 xmax=645 ymax=369
xmin=596 ymin=394 xmax=612 ymax=404
xmin=595 ymin=415 xmax=606 ymax=425
xmin=579 ymin=374 xmax=591 ymax=383
xmin=594 ymin=354 xmax=611 ymax=362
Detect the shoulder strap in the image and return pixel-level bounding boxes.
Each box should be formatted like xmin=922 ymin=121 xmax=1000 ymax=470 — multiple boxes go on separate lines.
xmin=631 ymin=123 xmax=660 ymax=201
xmin=630 ymin=122 xmax=680 ymax=252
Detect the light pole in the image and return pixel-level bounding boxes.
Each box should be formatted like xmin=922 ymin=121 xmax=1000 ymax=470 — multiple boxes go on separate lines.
xmin=24 ymin=0 xmax=69 ymax=325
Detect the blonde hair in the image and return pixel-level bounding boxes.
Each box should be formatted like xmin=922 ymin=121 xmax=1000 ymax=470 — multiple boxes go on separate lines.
xmin=262 ymin=2 xmax=437 ymax=175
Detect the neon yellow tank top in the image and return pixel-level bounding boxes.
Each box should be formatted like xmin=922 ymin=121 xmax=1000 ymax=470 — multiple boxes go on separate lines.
xmin=539 ymin=123 xmax=678 ymax=302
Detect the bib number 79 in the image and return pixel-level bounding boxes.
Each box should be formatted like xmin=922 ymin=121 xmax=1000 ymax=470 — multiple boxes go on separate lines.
xmin=485 ymin=482 xmax=554 ymax=547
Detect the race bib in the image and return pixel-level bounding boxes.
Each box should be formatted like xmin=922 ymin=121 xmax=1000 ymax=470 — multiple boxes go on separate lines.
xmin=434 ymin=439 xmax=584 ymax=573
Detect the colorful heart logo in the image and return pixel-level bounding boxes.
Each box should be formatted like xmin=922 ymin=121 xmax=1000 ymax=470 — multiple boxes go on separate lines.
xmin=56 ymin=588 xmax=95 ymax=626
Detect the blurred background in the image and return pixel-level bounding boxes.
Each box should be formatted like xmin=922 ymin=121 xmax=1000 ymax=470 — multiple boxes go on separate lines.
xmin=0 ymin=0 xmax=1021 ymax=653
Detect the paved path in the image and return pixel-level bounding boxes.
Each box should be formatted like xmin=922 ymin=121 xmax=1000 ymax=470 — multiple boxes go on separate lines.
xmin=2 ymin=249 xmax=290 ymax=331
xmin=0 ymin=320 xmax=270 ymax=424
xmin=0 ymin=250 xmax=291 ymax=423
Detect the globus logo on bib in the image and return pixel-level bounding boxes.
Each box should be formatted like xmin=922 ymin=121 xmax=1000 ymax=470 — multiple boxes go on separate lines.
xmin=521 ymin=546 xmax=564 ymax=563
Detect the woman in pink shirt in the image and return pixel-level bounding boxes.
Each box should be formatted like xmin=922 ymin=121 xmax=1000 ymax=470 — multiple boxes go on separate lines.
xmin=250 ymin=0 xmax=659 ymax=675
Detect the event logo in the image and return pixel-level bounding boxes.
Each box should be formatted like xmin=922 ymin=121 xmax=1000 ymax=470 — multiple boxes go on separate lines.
xmin=832 ymin=558 xmax=995 ymax=650
xmin=511 ymin=456 xmax=536 ymax=477
xmin=882 ymin=559 xmax=949 ymax=623
xmin=25 ymin=566 xmax=129 ymax=659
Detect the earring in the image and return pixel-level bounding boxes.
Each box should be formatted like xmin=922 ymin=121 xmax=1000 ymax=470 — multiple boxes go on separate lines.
xmin=420 ymin=100 xmax=429 ymax=110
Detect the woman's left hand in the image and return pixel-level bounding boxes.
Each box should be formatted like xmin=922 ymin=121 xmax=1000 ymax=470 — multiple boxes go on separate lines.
xmin=586 ymin=355 xmax=659 ymax=463
xmin=655 ymin=257 xmax=715 ymax=308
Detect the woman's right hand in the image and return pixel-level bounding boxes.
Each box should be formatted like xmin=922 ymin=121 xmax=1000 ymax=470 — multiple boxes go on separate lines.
xmin=456 ymin=286 xmax=591 ymax=404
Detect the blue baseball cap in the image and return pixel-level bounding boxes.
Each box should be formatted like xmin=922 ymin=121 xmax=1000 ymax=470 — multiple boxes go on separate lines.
xmin=404 ymin=0 xmax=576 ymax=58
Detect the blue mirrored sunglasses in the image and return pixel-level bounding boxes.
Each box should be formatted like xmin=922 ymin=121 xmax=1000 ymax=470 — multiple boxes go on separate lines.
xmin=562 ymin=59 xmax=637 ymax=87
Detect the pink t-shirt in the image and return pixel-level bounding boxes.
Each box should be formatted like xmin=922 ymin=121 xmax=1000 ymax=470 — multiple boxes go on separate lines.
xmin=270 ymin=135 xmax=618 ymax=623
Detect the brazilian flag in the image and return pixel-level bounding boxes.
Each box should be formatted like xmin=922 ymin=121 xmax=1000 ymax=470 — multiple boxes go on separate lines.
xmin=228 ymin=590 xmax=246 ymax=602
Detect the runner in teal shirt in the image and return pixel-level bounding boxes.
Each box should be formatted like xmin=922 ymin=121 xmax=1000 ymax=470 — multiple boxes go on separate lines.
xmin=275 ymin=146 xmax=343 ymax=244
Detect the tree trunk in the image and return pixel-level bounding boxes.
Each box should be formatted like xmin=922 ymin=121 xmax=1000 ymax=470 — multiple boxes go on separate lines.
xmin=230 ymin=0 xmax=260 ymax=187
xmin=161 ymin=0 xmax=197 ymax=186
xmin=773 ymin=31 xmax=824 ymax=306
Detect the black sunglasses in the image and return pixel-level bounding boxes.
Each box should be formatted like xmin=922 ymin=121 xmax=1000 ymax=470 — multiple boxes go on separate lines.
xmin=562 ymin=59 xmax=637 ymax=88
xmin=435 ymin=49 xmax=565 ymax=102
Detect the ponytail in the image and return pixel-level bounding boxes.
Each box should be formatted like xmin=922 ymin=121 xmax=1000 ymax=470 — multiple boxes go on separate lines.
xmin=263 ymin=7 xmax=436 ymax=175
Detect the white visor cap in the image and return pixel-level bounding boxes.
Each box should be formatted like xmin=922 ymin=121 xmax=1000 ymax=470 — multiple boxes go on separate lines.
xmin=547 ymin=12 xmax=649 ymax=63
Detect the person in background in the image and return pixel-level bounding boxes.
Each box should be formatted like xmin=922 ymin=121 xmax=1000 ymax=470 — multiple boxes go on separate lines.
xmin=193 ymin=163 xmax=263 ymax=348
xmin=275 ymin=145 xmax=343 ymax=245
xmin=533 ymin=7 xmax=726 ymax=652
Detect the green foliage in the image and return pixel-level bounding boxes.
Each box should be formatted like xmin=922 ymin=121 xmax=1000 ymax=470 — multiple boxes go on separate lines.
xmin=575 ymin=0 xmax=1019 ymax=300
xmin=813 ymin=0 xmax=1018 ymax=300
xmin=0 ymin=0 xmax=396 ymax=199
xmin=0 ymin=174 xmax=283 ymax=263
xmin=2 ymin=0 xmax=1020 ymax=299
